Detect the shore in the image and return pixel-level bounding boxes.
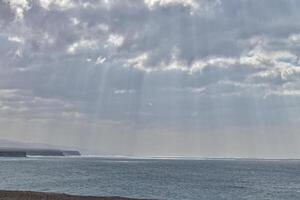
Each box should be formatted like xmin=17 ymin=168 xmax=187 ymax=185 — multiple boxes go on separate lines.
xmin=0 ymin=191 xmax=145 ymax=200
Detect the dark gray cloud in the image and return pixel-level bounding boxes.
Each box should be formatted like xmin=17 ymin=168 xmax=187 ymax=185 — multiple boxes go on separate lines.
xmin=1 ymin=0 xmax=300 ymax=157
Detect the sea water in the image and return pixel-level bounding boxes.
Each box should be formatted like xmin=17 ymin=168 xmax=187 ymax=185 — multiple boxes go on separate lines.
xmin=0 ymin=157 xmax=300 ymax=200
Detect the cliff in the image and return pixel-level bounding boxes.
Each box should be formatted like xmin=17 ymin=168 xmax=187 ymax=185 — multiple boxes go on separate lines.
xmin=0 ymin=148 xmax=81 ymax=157
xmin=0 ymin=150 xmax=27 ymax=157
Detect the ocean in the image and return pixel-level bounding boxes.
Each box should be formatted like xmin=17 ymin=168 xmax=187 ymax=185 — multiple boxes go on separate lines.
xmin=0 ymin=157 xmax=300 ymax=200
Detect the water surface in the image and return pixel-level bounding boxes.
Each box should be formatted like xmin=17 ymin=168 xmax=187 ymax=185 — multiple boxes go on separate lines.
xmin=0 ymin=157 xmax=300 ymax=199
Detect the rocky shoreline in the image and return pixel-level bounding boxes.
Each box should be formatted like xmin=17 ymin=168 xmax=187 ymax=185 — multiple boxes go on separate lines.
xmin=0 ymin=191 xmax=145 ymax=200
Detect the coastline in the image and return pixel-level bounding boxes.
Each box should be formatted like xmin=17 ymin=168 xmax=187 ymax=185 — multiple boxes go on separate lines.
xmin=0 ymin=190 xmax=145 ymax=200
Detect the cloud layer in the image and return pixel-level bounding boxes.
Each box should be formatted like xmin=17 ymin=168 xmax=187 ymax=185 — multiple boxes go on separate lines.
xmin=1 ymin=0 xmax=300 ymax=157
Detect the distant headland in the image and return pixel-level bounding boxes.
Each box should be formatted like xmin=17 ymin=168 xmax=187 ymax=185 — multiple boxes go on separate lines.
xmin=0 ymin=190 xmax=142 ymax=200
xmin=0 ymin=148 xmax=80 ymax=157
xmin=0 ymin=139 xmax=81 ymax=157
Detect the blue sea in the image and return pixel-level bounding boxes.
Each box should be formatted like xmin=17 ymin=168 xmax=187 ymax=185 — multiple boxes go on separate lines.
xmin=0 ymin=157 xmax=300 ymax=199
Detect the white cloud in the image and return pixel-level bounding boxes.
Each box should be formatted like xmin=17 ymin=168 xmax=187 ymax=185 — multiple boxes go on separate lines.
xmin=15 ymin=48 xmax=23 ymax=57
xmin=62 ymin=111 xmax=85 ymax=119
xmin=114 ymin=89 xmax=135 ymax=95
xmin=8 ymin=36 xmax=24 ymax=43
xmin=0 ymin=89 xmax=21 ymax=96
xmin=67 ymin=39 xmax=98 ymax=54
xmin=107 ymin=34 xmax=124 ymax=47
xmin=127 ymin=52 xmax=149 ymax=71
xmin=95 ymin=56 xmax=106 ymax=64
xmin=145 ymin=0 xmax=199 ymax=9
xmin=5 ymin=0 xmax=30 ymax=20
xmin=70 ymin=17 xmax=80 ymax=26
xmin=39 ymin=0 xmax=74 ymax=10
xmin=281 ymin=67 xmax=300 ymax=81
xmin=265 ymin=89 xmax=300 ymax=98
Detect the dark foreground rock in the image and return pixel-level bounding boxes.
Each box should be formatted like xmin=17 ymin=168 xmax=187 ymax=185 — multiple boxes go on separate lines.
xmin=0 ymin=191 xmax=144 ymax=200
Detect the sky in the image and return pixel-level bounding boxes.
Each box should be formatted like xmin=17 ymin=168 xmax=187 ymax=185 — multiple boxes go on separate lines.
xmin=1 ymin=0 xmax=300 ymax=158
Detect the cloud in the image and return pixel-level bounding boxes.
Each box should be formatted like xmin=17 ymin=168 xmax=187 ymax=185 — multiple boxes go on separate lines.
xmin=1 ymin=0 xmax=300 ymax=156
xmin=144 ymin=0 xmax=200 ymax=9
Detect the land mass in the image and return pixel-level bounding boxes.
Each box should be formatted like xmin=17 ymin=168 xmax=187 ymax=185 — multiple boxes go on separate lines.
xmin=0 ymin=148 xmax=81 ymax=157
xmin=0 ymin=139 xmax=81 ymax=157
xmin=0 ymin=191 xmax=144 ymax=200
